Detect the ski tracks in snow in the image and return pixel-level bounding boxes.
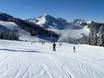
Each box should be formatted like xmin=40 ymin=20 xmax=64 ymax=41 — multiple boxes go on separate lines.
xmin=37 ymin=53 xmax=76 ymax=78
xmin=0 ymin=41 xmax=104 ymax=78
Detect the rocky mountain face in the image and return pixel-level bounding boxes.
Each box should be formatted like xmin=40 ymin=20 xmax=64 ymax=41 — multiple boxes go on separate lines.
xmin=27 ymin=14 xmax=84 ymax=30
xmin=71 ymin=19 xmax=87 ymax=26
xmin=27 ymin=14 xmax=69 ymax=29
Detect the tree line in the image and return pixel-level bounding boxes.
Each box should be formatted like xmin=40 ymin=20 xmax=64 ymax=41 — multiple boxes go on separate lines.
xmin=80 ymin=22 xmax=104 ymax=47
xmin=0 ymin=30 xmax=19 ymax=40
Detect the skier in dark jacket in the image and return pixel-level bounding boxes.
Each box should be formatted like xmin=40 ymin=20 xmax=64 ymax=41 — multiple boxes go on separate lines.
xmin=73 ymin=46 xmax=76 ymax=52
xmin=53 ymin=42 xmax=56 ymax=51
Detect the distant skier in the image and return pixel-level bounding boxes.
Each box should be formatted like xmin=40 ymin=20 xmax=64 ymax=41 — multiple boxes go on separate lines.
xmin=53 ymin=42 xmax=56 ymax=51
xmin=42 ymin=41 xmax=45 ymax=45
xmin=31 ymin=41 xmax=33 ymax=44
xmin=59 ymin=43 xmax=62 ymax=46
xmin=73 ymin=46 xmax=76 ymax=53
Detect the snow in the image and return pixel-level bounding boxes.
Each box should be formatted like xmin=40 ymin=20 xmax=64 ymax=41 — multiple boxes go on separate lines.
xmin=0 ymin=40 xmax=104 ymax=78
xmin=0 ymin=21 xmax=17 ymax=30
xmin=28 ymin=18 xmax=37 ymax=24
xmin=36 ymin=15 xmax=47 ymax=26
xmin=87 ymin=20 xmax=94 ymax=24
xmin=0 ymin=21 xmax=30 ymax=35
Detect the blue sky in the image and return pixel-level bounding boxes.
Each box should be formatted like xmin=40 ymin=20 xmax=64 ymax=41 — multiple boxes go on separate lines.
xmin=0 ymin=0 xmax=104 ymax=22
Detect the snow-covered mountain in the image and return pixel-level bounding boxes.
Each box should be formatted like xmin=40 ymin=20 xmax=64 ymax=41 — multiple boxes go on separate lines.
xmin=28 ymin=14 xmax=84 ymax=30
xmin=28 ymin=14 xmax=70 ymax=29
xmin=27 ymin=14 xmax=90 ymax=42
xmin=0 ymin=13 xmax=59 ymax=41
xmin=1 ymin=12 xmax=104 ymax=44
xmin=71 ymin=19 xmax=87 ymax=26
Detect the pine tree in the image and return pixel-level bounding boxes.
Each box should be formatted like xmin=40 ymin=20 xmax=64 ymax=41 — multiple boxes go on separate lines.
xmin=97 ymin=26 xmax=104 ymax=46
xmin=93 ymin=27 xmax=98 ymax=45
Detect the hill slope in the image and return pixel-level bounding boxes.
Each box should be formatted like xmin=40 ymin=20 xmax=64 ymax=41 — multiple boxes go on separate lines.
xmin=0 ymin=40 xmax=103 ymax=78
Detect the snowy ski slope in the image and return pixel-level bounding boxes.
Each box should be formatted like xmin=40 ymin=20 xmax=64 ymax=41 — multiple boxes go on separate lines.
xmin=0 ymin=40 xmax=104 ymax=78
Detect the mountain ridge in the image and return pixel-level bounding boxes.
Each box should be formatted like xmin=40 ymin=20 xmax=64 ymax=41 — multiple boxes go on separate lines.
xmin=0 ymin=12 xmax=104 ymax=44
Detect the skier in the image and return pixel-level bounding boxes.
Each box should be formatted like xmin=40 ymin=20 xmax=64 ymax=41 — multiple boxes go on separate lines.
xmin=42 ymin=41 xmax=45 ymax=45
xmin=31 ymin=41 xmax=33 ymax=44
xmin=53 ymin=42 xmax=56 ymax=51
xmin=73 ymin=46 xmax=76 ymax=53
xmin=59 ymin=43 xmax=62 ymax=46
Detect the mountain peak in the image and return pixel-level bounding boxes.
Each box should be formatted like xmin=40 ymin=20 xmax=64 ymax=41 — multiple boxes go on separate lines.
xmin=43 ymin=14 xmax=49 ymax=17
xmin=87 ymin=20 xmax=94 ymax=24
xmin=0 ymin=12 xmax=14 ymax=21
xmin=72 ymin=19 xmax=87 ymax=26
xmin=39 ymin=14 xmax=54 ymax=19
xmin=72 ymin=19 xmax=85 ymax=24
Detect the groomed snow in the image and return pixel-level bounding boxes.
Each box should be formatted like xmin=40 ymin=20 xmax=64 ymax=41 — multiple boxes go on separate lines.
xmin=0 ymin=40 xmax=104 ymax=78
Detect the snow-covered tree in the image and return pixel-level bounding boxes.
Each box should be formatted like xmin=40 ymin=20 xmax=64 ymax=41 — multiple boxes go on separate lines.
xmin=97 ymin=26 xmax=104 ymax=46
